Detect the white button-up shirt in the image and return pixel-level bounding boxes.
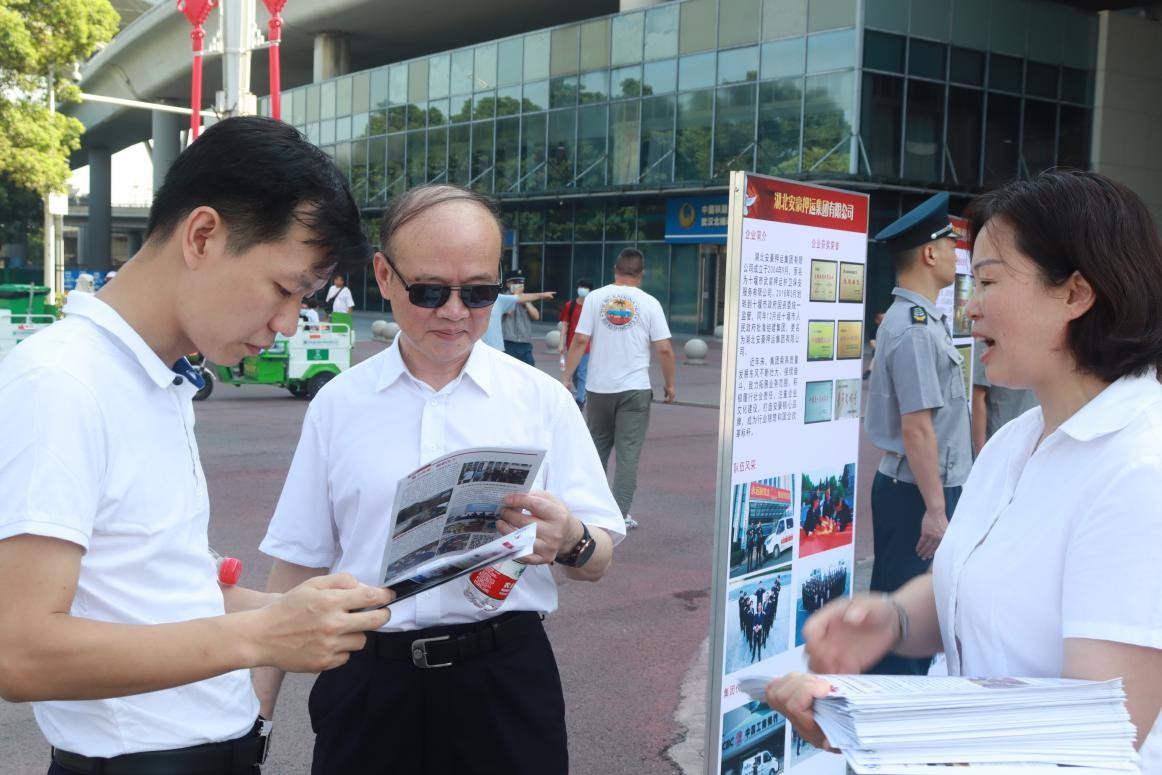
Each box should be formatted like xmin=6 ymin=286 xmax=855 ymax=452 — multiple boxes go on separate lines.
xmin=934 ymin=371 xmax=1162 ymax=771
xmin=0 ymin=294 xmax=257 ymax=756
xmin=260 ymin=339 xmax=625 ymax=630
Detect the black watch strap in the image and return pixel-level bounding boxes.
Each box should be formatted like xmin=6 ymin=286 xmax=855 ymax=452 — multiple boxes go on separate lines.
xmin=556 ymin=522 xmax=596 ymax=568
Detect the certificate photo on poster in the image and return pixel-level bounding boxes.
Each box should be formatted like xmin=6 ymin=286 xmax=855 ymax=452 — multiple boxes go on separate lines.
xmin=957 ymin=344 xmax=973 ymax=398
xmin=838 ymin=261 xmax=865 ymax=303
xmin=809 ymin=259 xmax=838 ymax=303
xmin=833 ymin=378 xmax=860 ymax=420
xmin=835 ymin=320 xmax=863 ymax=360
xmin=806 ymin=320 xmax=835 ymax=361
xmin=804 ymin=380 xmax=833 ymax=425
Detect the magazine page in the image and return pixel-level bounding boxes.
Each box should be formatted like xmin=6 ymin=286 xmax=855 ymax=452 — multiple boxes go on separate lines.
xmin=376 ymin=446 xmax=546 ymax=588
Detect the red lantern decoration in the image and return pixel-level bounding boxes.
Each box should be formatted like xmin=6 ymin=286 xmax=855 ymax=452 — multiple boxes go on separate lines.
xmin=261 ymin=1 xmax=289 ymax=121
xmin=177 ymin=0 xmax=219 ymax=140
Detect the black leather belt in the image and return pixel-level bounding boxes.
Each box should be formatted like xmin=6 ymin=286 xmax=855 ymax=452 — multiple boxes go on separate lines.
xmin=51 ymin=717 xmax=268 ymax=775
xmin=365 ymin=611 xmax=543 ymax=669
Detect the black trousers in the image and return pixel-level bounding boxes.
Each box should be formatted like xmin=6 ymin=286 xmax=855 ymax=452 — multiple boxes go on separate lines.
xmin=867 ymin=471 xmax=962 ymax=676
xmin=310 ymin=617 xmax=567 ymax=775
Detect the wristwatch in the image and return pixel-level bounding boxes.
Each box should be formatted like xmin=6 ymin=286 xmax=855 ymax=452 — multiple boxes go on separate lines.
xmin=556 ymin=522 xmax=596 ymax=568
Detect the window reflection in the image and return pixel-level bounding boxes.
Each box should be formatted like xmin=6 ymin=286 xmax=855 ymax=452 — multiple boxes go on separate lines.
xmin=861 ymin=73 xmax=902 ymax=177
xmin=757 ymin=78 xmax=803 ymax=174
xmin=903 ymin=80 xmax=943 ymax=180
xmin=802 ymin=71 xmax=853 ymax=172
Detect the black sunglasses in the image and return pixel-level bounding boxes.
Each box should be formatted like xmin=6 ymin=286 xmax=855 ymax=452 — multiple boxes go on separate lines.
xmin=383 ymin=255 xmax=501 ymax=309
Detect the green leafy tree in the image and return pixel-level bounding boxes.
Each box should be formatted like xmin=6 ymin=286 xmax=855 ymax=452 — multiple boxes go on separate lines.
xmin=0 ymin=0 xmax=120 ymax=196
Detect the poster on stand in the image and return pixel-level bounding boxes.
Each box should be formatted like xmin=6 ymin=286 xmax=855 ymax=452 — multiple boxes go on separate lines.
xmin=707 ymin=172 xmax=868 ymax=775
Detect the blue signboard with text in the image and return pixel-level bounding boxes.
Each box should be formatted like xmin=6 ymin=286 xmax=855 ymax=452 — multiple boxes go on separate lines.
xmin=665 ymin=195 xmax=729 ymax=243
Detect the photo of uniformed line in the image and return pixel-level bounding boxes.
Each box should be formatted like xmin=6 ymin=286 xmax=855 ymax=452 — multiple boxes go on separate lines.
xmin=729 ymin=476 xmax=796 ymax=579
xmin=724 ymin=569 xmax=793 ymax=674
xmin=793 ymin=553 xmax=851 ymax=647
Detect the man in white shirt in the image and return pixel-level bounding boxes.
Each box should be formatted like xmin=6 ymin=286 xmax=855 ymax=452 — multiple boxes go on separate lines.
xmin=564 ymin=248 xmax=676 ymax=530
xmin=324 ymin=273 xmax=355 ymax=317
xmin=253 ymin=184 xmax=625 ymax=775
xmin=0 ymin=116 xmax=392 ymax=775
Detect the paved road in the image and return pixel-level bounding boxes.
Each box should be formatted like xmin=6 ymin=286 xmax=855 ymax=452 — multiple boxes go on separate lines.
xmin=0 ymin=320 xmax=881 ymax=774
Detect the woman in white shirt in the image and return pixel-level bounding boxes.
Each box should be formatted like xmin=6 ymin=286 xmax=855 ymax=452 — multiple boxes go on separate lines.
xmin=765 ymin=170 xmax=1162 ymax=770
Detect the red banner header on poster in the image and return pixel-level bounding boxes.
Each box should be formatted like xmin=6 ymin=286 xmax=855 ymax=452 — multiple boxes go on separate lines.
xmin=952 ymin=215 xmax=970 ymax=252
xmin=749 ymin=483 xmax=791 ymax=502
xmin=743 ymin=175 xmax=868 ymax=234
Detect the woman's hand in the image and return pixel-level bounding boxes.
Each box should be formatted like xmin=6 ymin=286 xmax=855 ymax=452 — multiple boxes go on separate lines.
xmin=764 ymin=672 xmax=837 ymax=752
xmin=803 ymin=594 xmax=901 ymax=673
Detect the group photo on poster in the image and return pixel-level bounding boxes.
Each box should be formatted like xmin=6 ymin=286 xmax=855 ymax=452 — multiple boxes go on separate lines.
xmin=797 ymin=464 xmax=855 ymax=559
xmin=793 ymin=552 xmax=851 ymax=647
xmin=724 ymin=569 xmax=792 ymax=673
xmin=729 ymin=476 xmax=796 ymax=578
xmin=720 ymin=701 xmax=787 ymax=775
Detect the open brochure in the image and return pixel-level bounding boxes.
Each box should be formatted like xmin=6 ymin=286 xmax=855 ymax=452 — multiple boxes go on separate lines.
xmin=374 ymin=447 xmax=546 ymax=603
xmin=737 ymin=674 xmax=1140 ymax=774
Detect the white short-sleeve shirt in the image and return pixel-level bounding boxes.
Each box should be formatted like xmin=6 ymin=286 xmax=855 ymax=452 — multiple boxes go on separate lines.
xmin=260 ymin=339 xmax=625 ymax=630
xmin=327 ymin=285 xmax=355 ymax=314
xmin=0 ymin=294 xmax=258 ymax=756
xmin=934 ymin=371 xmax=1162 ymax=771
xmin=575 ymin=283 xmax=671 ymax=394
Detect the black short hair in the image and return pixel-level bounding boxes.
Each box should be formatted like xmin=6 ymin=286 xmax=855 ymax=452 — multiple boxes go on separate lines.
xmin=576 ymin=277 xmax=594 ymax=290
xmin=614 ymin=248 xmax=644 ymax=277
xmin=966 ymin=170 xmax=1162 ymax=382
xmin=146 ymin=116 xmax=368 ymax=275
xmin=379 ymin=184 xmax=503 ymax=263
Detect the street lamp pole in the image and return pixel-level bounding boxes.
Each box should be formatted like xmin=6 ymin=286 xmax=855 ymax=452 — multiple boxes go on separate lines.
xmin=42 ymin=67 xmax=57 ymax=305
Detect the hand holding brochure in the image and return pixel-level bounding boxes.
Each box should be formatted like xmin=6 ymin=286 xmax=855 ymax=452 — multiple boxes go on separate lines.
xmin=738 ymin=673 xmax=1141 ymax=774
xmin=375 ymin=447 xmax=546 ymax=603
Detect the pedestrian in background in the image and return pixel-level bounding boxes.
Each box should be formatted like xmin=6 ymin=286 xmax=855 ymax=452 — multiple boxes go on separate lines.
xmin=500 ymin=268 xmax=541 ymax=366
xmin=565 ymin=248 xmax=676 ymax=530
xmin=325 ymin=273 xmax=354 ymax=319
xmin=558 ymin=277 xmax=594 ymax=410
xmin=0 ymin=116 xmax=391 ymax=775
xmin=863 ymin=192 xmax=972 ymax=675
xmin=765 ymin=171 xmax=1162 ymax=771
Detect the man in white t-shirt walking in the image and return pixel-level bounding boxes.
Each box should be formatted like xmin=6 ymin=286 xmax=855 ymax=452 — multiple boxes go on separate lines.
xmin=325 ymin=274 xmax=355 ymax=317
xmin=563 ymin=248 xmax=676 ymax=529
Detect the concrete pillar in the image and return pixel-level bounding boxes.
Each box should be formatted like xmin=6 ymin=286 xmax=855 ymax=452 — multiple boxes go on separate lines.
xmin=126 ymin=230 xmax=144 ymax=258
xmin=313 ymin=32 xmax=351 ymax=82
xmin=620 ymin=0 xmax=664 ymax=10
xmin=86 ymin=146 xmax=112 ymax=266
xmin=152 ymin=109 xmax=182 ymax=193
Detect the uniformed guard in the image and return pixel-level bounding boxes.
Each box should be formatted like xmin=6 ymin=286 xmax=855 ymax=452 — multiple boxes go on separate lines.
xmin=864 ymin=191 xmax=972 ymax=675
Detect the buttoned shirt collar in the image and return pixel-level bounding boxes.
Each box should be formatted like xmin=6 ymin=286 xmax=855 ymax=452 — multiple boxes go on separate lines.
xmin=891 ymin=286 xmax=944 ymax=322
xmin=375 ymin=337 xmax=495 ymax=397
xmin=1055 ymin=368 xmax=1159 ymax=442
xmin=63 ymin=292 xmax=185 ymax=390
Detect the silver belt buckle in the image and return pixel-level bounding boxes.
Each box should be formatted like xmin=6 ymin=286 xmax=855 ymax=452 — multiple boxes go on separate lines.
xmin=411 ymin=634 xmax=453 ymax=668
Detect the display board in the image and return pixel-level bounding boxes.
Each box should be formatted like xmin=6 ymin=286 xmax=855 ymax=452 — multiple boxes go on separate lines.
xmin=708 ymin=172 xmax=869 ymax=775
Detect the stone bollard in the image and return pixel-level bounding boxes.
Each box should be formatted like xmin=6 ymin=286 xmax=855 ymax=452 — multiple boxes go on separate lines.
xmin=371 ymin=320 xmax=400 ymax=343
xmin=713 ymin=324 xmax=724 ymax=339
xmin=545 ymin=329 xmax=561 ymax=350
xmin=684 ymin=338 xmax=708 ymax=365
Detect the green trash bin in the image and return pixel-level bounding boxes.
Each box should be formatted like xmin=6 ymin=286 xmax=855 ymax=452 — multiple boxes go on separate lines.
xmin=0 ymin=284 xmax=50 ymax=316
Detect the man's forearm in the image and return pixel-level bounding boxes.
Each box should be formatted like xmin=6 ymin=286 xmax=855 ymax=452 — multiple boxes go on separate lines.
xmin=252 ymin=560 xmax=329 ymax=718
xmin=558 ymin=524 xmax=615 ymax=583
xmin=900 ymin=412 xmax=945 ymax=513
xmin=658 ymin=346 xmax=675 ymax=391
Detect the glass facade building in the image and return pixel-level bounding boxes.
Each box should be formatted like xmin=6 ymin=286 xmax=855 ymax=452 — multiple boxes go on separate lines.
xmin=260 ymin=0 xmax=1097 ymax=334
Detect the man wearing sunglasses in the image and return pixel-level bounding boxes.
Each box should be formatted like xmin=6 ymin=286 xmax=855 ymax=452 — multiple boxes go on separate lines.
xmin=254 ymin=184 xmax=625 ymax=775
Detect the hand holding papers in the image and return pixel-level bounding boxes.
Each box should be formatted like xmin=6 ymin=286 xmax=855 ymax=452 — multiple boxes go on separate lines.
xmin=373 ymin=447 xmax=546 ymax=605
xmin=745 ymin=673 xmax=1141 ymax=774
